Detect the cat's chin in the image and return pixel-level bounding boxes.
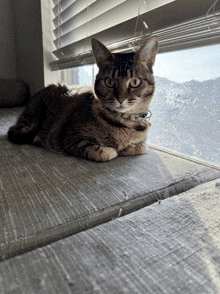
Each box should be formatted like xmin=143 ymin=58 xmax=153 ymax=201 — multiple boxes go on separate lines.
xmin=102 ymin=105 xmax=130 ymax=113
xmin=115 ymin=109 xmax=130 ymax=113
xmin=114 ymin=106 xmax=133 ymax=113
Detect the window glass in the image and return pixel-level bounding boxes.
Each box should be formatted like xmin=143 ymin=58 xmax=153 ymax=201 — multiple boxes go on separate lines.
xmin=60 ymin=65 xmax=95 ymax=86
xmin=149 ymin=44 xmax=220 ymax=167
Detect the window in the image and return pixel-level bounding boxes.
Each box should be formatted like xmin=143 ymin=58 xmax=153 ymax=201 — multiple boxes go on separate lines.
xmin=49 ymin=0 xmax=220 ymax=167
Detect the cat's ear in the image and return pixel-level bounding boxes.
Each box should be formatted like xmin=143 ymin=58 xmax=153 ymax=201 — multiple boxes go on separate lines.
xmin=92 ymin=38 xmax=114 ymax=68
xmin=135 ymin=37 xmax=159 ymax=70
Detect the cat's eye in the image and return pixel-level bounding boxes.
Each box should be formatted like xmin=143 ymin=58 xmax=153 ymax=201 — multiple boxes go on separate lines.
xmin=105 ymin=77 xmax=115 ymax=88
xmin=130 ymin=77 xmax=141 ymax=88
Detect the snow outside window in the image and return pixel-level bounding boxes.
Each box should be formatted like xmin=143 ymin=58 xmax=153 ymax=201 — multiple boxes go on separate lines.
xmin=59 ymin=44 xmax=220 ymax=167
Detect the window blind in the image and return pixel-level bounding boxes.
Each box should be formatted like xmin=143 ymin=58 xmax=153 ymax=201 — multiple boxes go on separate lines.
xmin=50 ymin=0 xmax=220 ymax=71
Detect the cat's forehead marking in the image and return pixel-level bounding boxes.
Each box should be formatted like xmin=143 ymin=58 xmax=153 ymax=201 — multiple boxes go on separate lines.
xmin=112 ymin=66 xmax=132 ymax=80
xmin=127 ymin=69 xmax=132 ymax=78
xmin=110 ymin=53 xmax=135 ymax=79
xmin=114 ymin=69 xmax=119 ymax=79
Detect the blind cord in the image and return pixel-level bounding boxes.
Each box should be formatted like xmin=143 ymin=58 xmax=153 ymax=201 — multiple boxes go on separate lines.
xmin=131 ymin=0 xmax=149 ymax=51
xmin=206 ymin=0 xmax=220 ymax=30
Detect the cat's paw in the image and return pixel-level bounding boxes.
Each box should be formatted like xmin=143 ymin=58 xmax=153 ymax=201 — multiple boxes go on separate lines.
xmin=86 ymin=145 xmax=118 ymax=162
xmin=8 ymin=123 xmax=36 ymax=144
xmin=118 ymin=143 xmax=147 ymax=156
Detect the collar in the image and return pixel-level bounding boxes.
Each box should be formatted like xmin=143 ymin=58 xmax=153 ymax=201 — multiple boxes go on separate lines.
xmin=104 ymin=107 xmax=152 ymax=123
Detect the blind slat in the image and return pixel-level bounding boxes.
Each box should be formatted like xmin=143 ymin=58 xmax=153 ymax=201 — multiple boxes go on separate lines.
xmin=153 ymin=18 xmax=216 ymax=42
xmin=53 ymin=0 xmax=97 ymax=28
xmin=53 ymin=0 xmax=76 ymax=18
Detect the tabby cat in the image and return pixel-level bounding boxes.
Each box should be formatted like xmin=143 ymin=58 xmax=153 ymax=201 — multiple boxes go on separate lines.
xmin=8 ymin=37 xmax=158 ymax=162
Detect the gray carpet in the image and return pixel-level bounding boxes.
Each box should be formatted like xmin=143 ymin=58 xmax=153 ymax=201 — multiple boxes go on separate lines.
xmin=1 ymin=179 xmax=220 ymax=294
xmin=0 ymin=107 xmax=220 ymax=261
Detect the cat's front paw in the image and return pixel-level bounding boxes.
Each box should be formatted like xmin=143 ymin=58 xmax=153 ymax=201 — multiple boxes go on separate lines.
xmin=86 ymin=145 xmax=118 ymax=162
xmin=118 ymin=142 xmax=147 ymax=156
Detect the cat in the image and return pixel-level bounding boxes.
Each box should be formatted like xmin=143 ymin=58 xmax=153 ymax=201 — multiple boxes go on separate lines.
xmin=8 ymin=37 xmax=158 ymax=162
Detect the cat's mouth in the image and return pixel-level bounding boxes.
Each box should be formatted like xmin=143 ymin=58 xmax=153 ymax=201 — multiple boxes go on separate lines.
xmin=104 ymin=104 xmax=131 ymax=114
xmin=115 ymin=105 xmax=133 ymax=113
xmin=115 ymin=106 xmax=128 ymax=112
xmin=103 ymin=104 xmax=132 ymax=113
xmin=103 ymin=100 xmax=134 ymax=113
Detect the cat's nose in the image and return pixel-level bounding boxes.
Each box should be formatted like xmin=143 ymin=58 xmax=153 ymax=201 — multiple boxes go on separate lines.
xmin=116 ymin=83 xmax=127 ymax=104
xmin=117 ymin=96 xmax=126 ymax=104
